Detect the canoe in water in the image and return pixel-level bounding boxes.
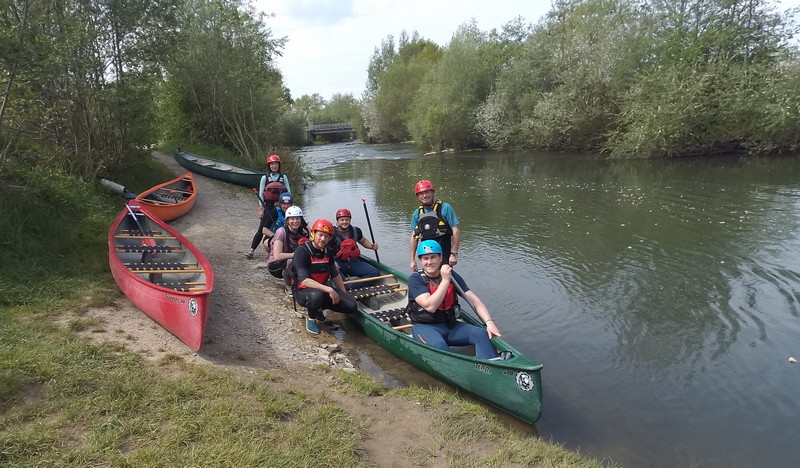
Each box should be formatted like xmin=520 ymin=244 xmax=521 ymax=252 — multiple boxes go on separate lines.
xmin=108 ymin=202 xmax=214 ymax=351
xmin=345 ymin=257 xmax=544 ymax=424
xmin=135 ymin=172 xmax=197 ymax=222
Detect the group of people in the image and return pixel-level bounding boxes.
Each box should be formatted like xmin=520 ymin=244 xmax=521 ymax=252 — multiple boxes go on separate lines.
xmin=245 ymin=155 xmax=502 ymax=358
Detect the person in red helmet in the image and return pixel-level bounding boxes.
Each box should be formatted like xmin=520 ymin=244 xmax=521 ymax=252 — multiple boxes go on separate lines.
xmin=408 ymin=179 xmax=461 ymax=271
xmin=292 ymin=219 xmax=358 ymax=334
xmin=247 ymin=154 xmax=291 ymax=258
xmin=331 ymin=208 xmax=379 ymax=286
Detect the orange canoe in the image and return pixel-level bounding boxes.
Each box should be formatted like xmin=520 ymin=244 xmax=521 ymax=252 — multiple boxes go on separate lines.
xmin=135 ymin=172 xmax=197 ymax=221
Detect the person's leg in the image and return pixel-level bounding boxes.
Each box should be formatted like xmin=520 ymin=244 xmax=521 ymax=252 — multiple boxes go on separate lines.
xmin=267 ymin=260 xmax=286 ymax=279
xmin=446 ymin=322 xmax=497 ymax=359
xmin=281 ymin=259 xmax=294 ymax=287
xmin=249 ymin=217 xmax=268 ymax=255
xmin=347 ymin=259 xmax=379 ymax=279
xmin=329 ymin=288 xmax=358 ymax=314
xmin=411 ymin=323 xmax=450 ymax=351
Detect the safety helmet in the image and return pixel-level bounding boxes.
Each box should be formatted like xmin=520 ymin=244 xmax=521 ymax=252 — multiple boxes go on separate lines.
xmin=414 ymin=180 xmax=435 ymax=194
xmin=266 ymin=154 xmax=281 ymax=164
xmin=310 ymin=219 xmax=334 ymax=235
xmin=278 ymin=192 xmax=293 ymax=204
xmin=416 ymin=239 xmax=442 ymax=257
xmin=335 ymin=208 xmax=352 ymax=219
xmin=285 ymin=205 xmax=303 ymax=218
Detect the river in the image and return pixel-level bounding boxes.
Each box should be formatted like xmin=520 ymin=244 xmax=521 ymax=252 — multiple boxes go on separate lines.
xmin=291 ymin=141 xmax=800 ymax=468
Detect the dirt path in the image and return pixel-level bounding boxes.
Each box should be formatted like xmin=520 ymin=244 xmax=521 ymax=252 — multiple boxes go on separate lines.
xmin=78 ymin=151 xmax=446 ymax=467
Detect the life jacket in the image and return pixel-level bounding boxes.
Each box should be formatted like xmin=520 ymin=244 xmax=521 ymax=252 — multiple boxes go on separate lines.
xmin=414 ymin=200 xmax=451 ymax=240
xmin=269 ymin=223 xmax=308 ymax=253
xmin=406 ymin=273 xmax=459 ymax=327
xmin=269 ymin=207 xmax=286 ymax=232
xmin=263 ymin=180 xmax=286 ymax=202
xmin=333 ymin=226 xmax=362 ymax=261
xmin=296 ymin=242 xmax=334 ymax=289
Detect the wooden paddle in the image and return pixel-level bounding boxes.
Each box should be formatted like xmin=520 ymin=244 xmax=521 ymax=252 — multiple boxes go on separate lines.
xmin=343 ymin=274 xmax=394 ymax=285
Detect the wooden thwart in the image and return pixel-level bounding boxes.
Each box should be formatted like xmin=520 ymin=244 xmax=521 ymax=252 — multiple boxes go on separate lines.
xmin=131 ymin=268 xmax=204 ymax=274
xmin=343 ymin=274 xmax=394 ymax=285
xmin=115 ymin=234 xmax=177 ymax=240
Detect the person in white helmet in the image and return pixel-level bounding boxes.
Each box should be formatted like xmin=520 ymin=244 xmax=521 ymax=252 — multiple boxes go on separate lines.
xmin=267 ymin=205 xmax=308 ymax=291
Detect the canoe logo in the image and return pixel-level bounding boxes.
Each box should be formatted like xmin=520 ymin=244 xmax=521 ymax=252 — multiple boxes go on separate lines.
xmin=188 ymin=298 xmax=198 ymax=317
xmin=515 ymin=372 xmax=535 ymax=392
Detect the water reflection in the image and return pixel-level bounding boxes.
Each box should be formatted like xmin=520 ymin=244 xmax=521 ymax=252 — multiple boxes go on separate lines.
xmin=298 ymin=142 xmax=800 ymax=468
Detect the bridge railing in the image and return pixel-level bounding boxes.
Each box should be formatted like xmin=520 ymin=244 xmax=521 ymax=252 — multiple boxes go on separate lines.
xmin=305 ymin=122 xmax=354 ymax=132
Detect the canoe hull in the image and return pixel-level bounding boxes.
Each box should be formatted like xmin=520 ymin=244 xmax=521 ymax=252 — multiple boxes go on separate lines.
xmin=348 ymin=258 xmax=543 ymax=423
xmin=173 ymin=148 xmax=261 ymax=188
xmin=135 ymin=172 xmax=197 ymax=222
xmin=108 ymin=203 xmax=214 ymax=351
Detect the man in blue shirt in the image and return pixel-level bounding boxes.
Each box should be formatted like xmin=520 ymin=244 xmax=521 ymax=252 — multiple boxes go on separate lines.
xmin=408 ymin=179 xmax=461 ymax=271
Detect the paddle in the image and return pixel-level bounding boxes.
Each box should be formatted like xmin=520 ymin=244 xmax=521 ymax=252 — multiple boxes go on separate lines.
xmin=100 ymin=179 xmax=137 ymax=199
xmin=361 ymin=198 xmax=380 ymax=262
xmin=450 ymin=277 xmax=486 ymax=326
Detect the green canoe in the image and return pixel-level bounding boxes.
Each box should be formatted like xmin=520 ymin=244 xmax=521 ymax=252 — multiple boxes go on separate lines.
xmin=346 ymin=257 xmax=543 ymax=424
xmin=173 ymin=148 xmax=262 ymax=188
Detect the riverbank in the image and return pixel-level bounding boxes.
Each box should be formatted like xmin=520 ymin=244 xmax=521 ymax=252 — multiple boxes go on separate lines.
xmin=1 ymin=151 xmax=609 ymax=467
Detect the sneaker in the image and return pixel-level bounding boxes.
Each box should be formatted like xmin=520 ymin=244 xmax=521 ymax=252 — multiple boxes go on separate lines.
xmin=245 ymin=250 xmax=254 ymax=259
xmin=284 ymin=285 xmax=293 ymax=298
xmin=305 ymin=317 xmax=320 ymax=334
xmin=315 ymin=311 xmax=333 ymax=325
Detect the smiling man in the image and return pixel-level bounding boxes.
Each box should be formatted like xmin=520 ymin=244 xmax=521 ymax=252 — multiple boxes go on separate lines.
xmin=408 ymin=179 xmax=461 ymax=271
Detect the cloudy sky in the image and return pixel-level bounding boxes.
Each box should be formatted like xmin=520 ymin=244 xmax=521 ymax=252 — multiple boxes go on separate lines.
xmin=255 ymin=0 xmax=800 ymax=102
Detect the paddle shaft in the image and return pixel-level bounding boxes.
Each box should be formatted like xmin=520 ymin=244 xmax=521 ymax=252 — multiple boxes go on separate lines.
xmin=361 ymin=198 xmax=380 ymax=262
xmin=451 ymin=279 xmax=486 ymax=326
xmin=125 ymin=204 xmax=157 ymax=259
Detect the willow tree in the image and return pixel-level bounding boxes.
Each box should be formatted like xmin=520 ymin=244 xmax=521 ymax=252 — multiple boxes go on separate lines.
xmin=407 ymin=22 xmax=499 ymax=151
xmin=162 ymin=0 xmax=287 ymax=164
xmin=608 ymin=0 xmax=800 ymax=158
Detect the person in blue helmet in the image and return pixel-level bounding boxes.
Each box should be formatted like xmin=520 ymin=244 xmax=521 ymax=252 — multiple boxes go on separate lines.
xmin=247 ymin=191 xmax=293 ymax=259
xmin=406 ymin=240 xmax=501 ymax=359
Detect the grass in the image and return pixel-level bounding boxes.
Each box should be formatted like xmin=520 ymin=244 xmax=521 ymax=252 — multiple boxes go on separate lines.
xmin=0 ymin=153 xmax=611 ymax=467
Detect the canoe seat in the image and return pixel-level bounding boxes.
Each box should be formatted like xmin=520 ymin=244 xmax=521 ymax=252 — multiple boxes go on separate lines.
xmin=116 ymin=245 xmax=184 ymax=253
xmin=349 ymin=283 xmax=401 ymax=301
xmin=370 ymin=308 xmax=410 ymax=323
xmin=126 ymin=261 xmax=202 ymax=274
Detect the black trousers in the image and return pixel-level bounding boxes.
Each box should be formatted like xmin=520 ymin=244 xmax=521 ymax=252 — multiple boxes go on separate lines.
xmin=294 ymin=287 xmax=358 ymax=319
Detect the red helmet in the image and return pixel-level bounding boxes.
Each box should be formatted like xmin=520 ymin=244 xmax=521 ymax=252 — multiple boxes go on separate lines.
xmin=266 ymin=154 xmax=281 ymax=164
xmin=414 ymin=179 xmax=434 ymax=194
xmin=335 ymin=208 xmax=352 ymax=219
xmin=310 ymin=219 xmax=334 ymax=235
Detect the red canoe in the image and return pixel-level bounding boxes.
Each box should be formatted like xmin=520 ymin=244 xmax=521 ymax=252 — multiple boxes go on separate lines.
xmin=108 ymin=202 xmax=213 ymax=351
xmin=135 ymin=172 xmax=197 ymax=222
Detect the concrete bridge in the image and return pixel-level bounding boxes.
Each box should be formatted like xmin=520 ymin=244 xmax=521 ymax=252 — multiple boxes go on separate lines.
xmin=303 ymin=122 xmax=355 ymax=140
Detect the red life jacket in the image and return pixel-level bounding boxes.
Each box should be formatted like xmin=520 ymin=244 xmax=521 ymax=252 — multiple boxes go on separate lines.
xmin=263 ymin=180 xmax=286 ymax=202
xmin=335 ymin=238 xmax=361 ymax=261
xmin=297 ymin=242 xmax=333 ymax=289
xmin=427 ymin=276 xmax=457 ymax=312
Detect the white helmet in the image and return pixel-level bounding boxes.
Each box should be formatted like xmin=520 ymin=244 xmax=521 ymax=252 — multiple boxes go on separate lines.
xmin=285 ymin=205 xmax=303 ymax=218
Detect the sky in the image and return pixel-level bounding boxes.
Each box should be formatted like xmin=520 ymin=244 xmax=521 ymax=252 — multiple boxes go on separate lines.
xmin=255 ymin=0 xmax=551 ymax=101
xmin=255 ymin=0 xmax=800 ymax=102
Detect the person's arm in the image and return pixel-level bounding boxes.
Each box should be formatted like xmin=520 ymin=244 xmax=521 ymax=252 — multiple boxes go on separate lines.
xmin=257 ymin=175 xmax=267 ymax=205
xmin=261 ymin=207 xmax=278 ymax=238
xmin=463 ymin=289 xmax=501 ymax=338
xmin=282 ymin=175 xmax=291 ymax=194
xmin=413 ymin=265 xmax=453 ymax=313
xmin=357 ymin=228 xmax=377 ymax=250
xmin=409 ymin=233 xmax=419 ymax=272
xmin=299 ymin=256 xmax=341 ymax=304
xmin=449 ymin=225 xmax=461 ymax=266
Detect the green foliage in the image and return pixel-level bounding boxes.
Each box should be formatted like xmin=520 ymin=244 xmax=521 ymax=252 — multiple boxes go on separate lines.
xmin=408 ymin=22 xmax=497 ymax=150
xmin=159 ymin=0 xmax=289 ymax=160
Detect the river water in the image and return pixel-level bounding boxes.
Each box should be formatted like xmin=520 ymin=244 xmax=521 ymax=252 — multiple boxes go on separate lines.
xmin=291 ymin=141 xmax=800 ymax=468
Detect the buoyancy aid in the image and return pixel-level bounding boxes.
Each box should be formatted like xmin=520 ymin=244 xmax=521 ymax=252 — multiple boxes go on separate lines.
xmin=333 ymin=226 xmax=362 ymax=261
xmin=270 ymin=224 xmax=308 ymax=253
xmin=414 ymin=200 xmax=451 ymax=240
xmin=263 ymin=177 xmax=286 ymax=202
xmin=407 ymin=273 xmax=459 ymax=326
xmin=297 ymin=242 xmax=334 ymax=288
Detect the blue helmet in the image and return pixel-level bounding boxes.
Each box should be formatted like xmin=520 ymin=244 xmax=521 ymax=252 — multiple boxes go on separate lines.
xmin=416 ymin=240 xmax=442 ymax=257
xmin=278 ymin=192 xmax=293 ymax=204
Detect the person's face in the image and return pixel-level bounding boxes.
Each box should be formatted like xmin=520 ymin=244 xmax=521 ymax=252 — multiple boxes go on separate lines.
xmin=312 ymin=230 xmax=331 ymax=249
xmin=419 ymin=253 xmax=442 ymax=275
xmin=337 ymin=216 xmax=351 ymax=230
xmin=286 ymin=216 xmax=301 ymax=230
xmin=416 ymin=189 xmax=434 ymax=205
xmin=269 ymin=162 xmax=280 ymax=172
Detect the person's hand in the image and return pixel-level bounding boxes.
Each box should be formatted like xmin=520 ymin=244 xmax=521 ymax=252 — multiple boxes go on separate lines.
xmin=410 ymin=261 xmax=417 ymax=272
xmin=328 ymin=288 xmax=340 ymax=305
xmin=448 ymin=253 xmax=458 ymax=266
xmin=257 ymin=206 xmax=264 ymax=219
xmin=485 ymin=320 xmax=502 ymax=339
xmin=372 ymin=242 xmax=379 ymax=251
xmin=440 ymin=264 xmax=452 ymax=281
